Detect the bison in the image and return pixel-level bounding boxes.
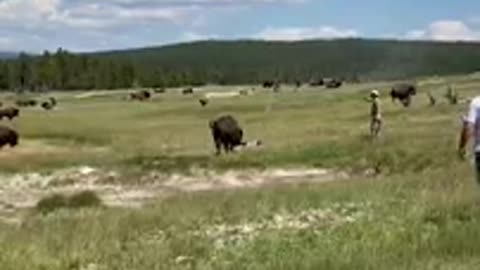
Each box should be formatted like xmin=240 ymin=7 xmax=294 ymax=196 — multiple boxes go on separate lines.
xmin=130 ymin=90 xmax=151 ymax=101
xmin=0 ymin=125 xmax=18 ymax=149
xmin=209 ymin=115 xmax=246 ymax=155
xmin=49 ymin=97 xmax=57 ymax=107
xmin=199 ymin=98 xmax=209 ymax=107
xmin=262 ymin=80 xmax=275 ymax=88
xmin=182 ymin=88 xmax=194 ymax=95
xmin=41 ymin=97 xmax=57 ymax=110
xmin=154 ymin=88 xmax=166 ymax=94
xmin=16 ymin=99 xmax=38 ymax=107
xmin=0 ymin=107 xmax=19 ymax=120
xmin=391 ymin=83 xmax=417 ymax=107
xmin=41 ymin=101 xmax=54 ymax=110
xmin=324 ymin=78 xmax=343 ymax=89
xmin=309 ymin=79 xmax=324 ymax=87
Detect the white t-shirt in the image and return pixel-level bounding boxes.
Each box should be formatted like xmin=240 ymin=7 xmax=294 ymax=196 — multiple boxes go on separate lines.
xmin=465 ymin=96 xmax=480 ymax=152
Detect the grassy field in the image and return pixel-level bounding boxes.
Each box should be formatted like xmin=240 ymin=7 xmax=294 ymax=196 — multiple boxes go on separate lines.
xmin=1 ymin=74 xmax=480 ymax=269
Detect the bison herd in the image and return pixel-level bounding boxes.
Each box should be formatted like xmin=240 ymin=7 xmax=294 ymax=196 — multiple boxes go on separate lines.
xmin=0 ymin=80 xmax=463 ymax=154
xmin=0 ymin=96 xmax=57 ymax=150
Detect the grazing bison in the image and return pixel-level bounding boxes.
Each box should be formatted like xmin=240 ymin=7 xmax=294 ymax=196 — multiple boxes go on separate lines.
xmin=262 ymin=80 xmax=275 ymax=88
xmin=325 ymin=78 xmax=343 ymax=89
xmin=309 ymin=79 xmax=324 ymax=87
xmin=49 ymin=97 xmax=57 ymax=106
xmin=239 ymin=89 xmax=249 ymax=96
xmin=182 ymin=88 xmax=194 ymax=95
xmin=199 ymin=98 xmax=209 ymax=107
xmin=154 ymin=88 xmax=166 ymax=94
xmin=16 ymin=99 xmax=38 ymax=107
xmin=41 ymin=97 xmax=57 ymax=110
xmin=390 ymin=83 xmax=417 ymax=107
xmin=0 ymin=107 xmax=19 ymax=120
xmin=0 ymin=125 xmax=18 ymax=149
xmin=130 ymin=90 xmax=151 ymax=101
xmin=41 ymin=101 xmax=54 ymax=110
xmin=209 ymin=115 xmax=246 ymax=155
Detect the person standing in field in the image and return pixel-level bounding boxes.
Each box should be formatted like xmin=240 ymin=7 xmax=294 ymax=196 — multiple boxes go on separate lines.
xmin=458 ymin=96 xmax=480 ymax=185
xmin=368 ymin=89 xmax=382 ymax=139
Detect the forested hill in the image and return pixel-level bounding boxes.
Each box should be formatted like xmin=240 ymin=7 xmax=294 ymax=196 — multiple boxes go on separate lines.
xmin=2 ymin=38 xmax=480 ymax=91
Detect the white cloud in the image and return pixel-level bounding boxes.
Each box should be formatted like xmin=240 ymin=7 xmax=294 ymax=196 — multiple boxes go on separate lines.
xmin=180 ymin=31 xmax=219 ymax=42
xmin=0 ymin=0 xmax=308 ymax=29
xmin=404 ymin=20 xmax=480 ymax=41
xmin=254 ymin=26 xmax=359 ymax=41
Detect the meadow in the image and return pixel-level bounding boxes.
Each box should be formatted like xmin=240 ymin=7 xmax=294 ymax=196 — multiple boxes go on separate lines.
xmin=1 ymin=74 xmax=480 ymax=269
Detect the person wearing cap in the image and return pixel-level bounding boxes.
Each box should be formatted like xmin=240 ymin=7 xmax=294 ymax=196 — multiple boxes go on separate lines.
xmin=369 ymin=89 xmax=382 ymax=138
xmin=458 ymin=96 xmax=480 ymax=185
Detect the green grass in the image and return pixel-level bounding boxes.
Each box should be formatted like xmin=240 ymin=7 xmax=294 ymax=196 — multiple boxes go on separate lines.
xmin=1 ymin=75 xmax=480 ymax=269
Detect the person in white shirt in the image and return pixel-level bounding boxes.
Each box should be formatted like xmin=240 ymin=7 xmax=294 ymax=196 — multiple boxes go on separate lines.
xmin=458 ymin=96 xmax=480 ymax=184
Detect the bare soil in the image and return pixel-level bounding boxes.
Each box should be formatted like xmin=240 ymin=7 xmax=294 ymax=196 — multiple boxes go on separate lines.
xmin=0 ymin=166 xmax=349 ymax=224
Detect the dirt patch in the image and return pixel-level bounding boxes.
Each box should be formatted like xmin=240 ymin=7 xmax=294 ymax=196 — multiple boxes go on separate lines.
xmin=0 ymin=166 xmax=349 ymax=225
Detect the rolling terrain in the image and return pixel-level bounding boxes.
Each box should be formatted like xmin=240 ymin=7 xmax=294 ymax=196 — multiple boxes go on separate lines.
xmin=0 ymin=74 xmax=479 ymax=269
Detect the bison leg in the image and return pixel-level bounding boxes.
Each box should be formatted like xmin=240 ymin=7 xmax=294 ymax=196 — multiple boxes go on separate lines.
xmin=213 ymin=139 xmax=222 ymax=155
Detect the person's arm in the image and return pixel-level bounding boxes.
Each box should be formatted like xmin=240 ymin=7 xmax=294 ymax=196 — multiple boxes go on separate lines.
xmin=459 ymin=102 xmax=476 ymax=158
xmin=459 ymin=120 xmax=472 ymax=159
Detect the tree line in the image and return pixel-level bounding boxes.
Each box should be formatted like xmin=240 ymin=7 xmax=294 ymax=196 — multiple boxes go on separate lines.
xmin=2 ymin=38 xmax=480 ymax=91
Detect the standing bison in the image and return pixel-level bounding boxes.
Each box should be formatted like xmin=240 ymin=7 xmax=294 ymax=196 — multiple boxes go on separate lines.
xmin=309 ymin=79 xmax=324 ymax=87
xmin=182 ymin=88 xmax=194 ymax=95
xmin=390 ymin=83 xmax=417 ymax=107
xmin=130 ymin=90 xmax=151 ymax=101
xmin=0 ymin=125 xmax=18 ymax=149
xmin=41 ymin=97 xmax=57 ymax=110
xmin=199 ymin=98 xmax=209 ymax=107
xmin=324 ymin=78 xmax=343 ymax=89
xmin=16 ymin=99 xmax=38 ymax=107
xmin=209 ymin=115 xmax=246 ymax=155
xmin=0 ymin=107 xmax=19 ymax=120
xmin=262 ymin=80 xmax=275 ymax=88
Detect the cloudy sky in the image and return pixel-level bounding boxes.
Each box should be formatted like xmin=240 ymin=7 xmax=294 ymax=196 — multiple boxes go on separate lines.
xmin=1 ymin=0 xmax=480 ymax=52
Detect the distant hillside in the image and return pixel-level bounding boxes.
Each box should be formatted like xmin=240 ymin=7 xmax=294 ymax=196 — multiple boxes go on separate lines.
xmin=0 ymin=52 xmax=17 ymax=59
xmin=2 ymin=38 xmax=480 ymax=90
xmin=93 ymin=38 xmax=480 ymax=85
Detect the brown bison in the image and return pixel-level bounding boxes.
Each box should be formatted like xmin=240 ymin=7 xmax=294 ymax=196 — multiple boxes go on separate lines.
xmin=16 ymin=99 xmax=38 ymax=107
xmin=391 ymin=83 xmax=417 ymax=107
xmin=182 ymin=88 xmax=194 ymax=95
xmin=41 ymin=97 xmax=57 ymax=110
xmin=199 ymin=98 xmax=209 ymax=107
xmin=209 ymin=115 xmax=246 ymax=155
xmin=309 ymin=79 xmax=324 ymax=87
xmin=262 ymin=80 xmax=275 ymax=88
xmin=0 ymin=125 xmax=18 ymax=149
xmin=154 ymin=88 xmax=166 ymax=94
xmin=0 ymin=107 xmax=19 ymax=120
xmin=325 ymin=78 xmax=343 ymax=89
xmin=130 ymin=90 xmax=151 ymax=101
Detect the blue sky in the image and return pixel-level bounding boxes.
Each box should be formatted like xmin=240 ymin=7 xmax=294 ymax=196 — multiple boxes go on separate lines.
xmin=0 ymin=0 xmax=479 ymax=52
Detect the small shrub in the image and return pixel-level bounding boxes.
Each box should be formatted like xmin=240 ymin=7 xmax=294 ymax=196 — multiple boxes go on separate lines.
xmin=35 ymin=191 xmax=103 ymax=214
xmin=35 ymin=194 xmax=68 ymax=214
xmin=68 ymin=190 xmax=103 ymax=208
